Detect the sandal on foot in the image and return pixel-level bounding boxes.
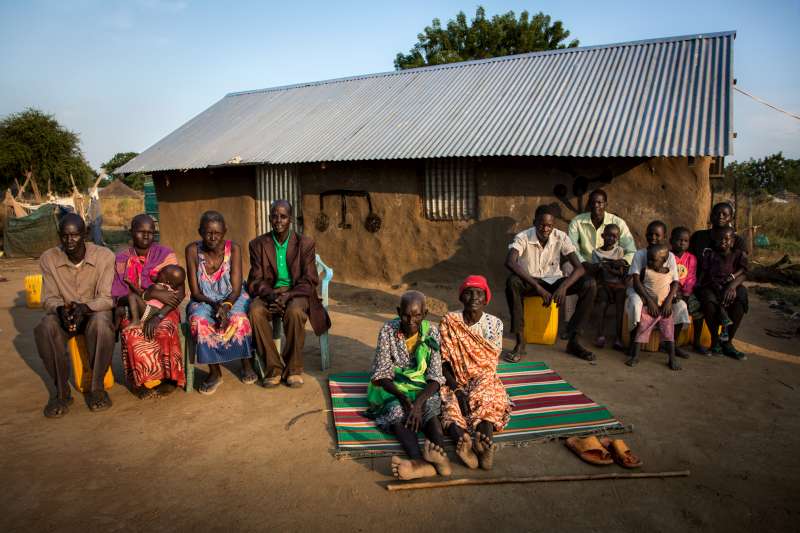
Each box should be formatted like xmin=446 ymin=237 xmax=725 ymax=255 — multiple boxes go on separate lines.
xmin=240 ymin=369 xmax=258 ymax=385
xmin=504 ymin=351 xmax=523 ymax=363
xmin=286 ymin=375 xmax=304 ymax=388
xmin=198 ymin=376 xmax=223 ymax=395
xmin=565 ymin=436 xmax=613 ymax=466
xmin=567 ymin=341 xmax=596 ymax=361
xmin=43 ymin=396 xmax=72 ymax=418
xmin=135 ymin=386 xmax=159 ymax=400
xmin=601 ymin=438 xmax=643 ymax=469
xmin=721 ymin=342 xmax=746 ymax=361
xmin=594 ymin=336 xmax=607 ymax=348
xmin=262 ymin=375 xmax=281 ymax=388
xmin=88 ymin=391 xmax=112 ymax=412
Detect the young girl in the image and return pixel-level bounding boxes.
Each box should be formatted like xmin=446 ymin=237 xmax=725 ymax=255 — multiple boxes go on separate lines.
xmin=626 ymin=244 xmax=681 ymax=371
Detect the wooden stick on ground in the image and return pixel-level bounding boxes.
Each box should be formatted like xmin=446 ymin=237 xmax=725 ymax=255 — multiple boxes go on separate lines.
xmin=387 ymin=470 xmax=690 ymax=491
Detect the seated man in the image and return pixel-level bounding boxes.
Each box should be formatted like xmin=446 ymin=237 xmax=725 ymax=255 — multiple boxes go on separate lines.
xmin=625 ymin=221 xmax=690 ymax=358
xmin=440 ymin=275 xmax=512 ymax=470
xmin=366 ymin=291 xmax=451 ymax=480
xmin=697 ymin=226 xmax=748 ymax=359
xmin=247 ymin=200 xmax=330 ymax=388
xmin=35 ymin=213 xmax=116 ymax=417
xmin=505 ymin=205 xmax=598 ymax=361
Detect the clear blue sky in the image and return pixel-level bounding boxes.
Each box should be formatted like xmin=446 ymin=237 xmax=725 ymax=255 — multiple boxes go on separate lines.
xmin=1 ymin=0 xmax=798 ymax=168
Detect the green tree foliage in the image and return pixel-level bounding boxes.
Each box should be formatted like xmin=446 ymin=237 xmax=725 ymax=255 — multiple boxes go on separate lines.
xmin=395 ymin=6 xmax=579 ymax=69
xmin=0 ymin=108 xmax=95 ymax=195
xmin=101 ymin=151 xmax=148 ymax=190
xmin=723 ymin=153 xmax=800 ymax=196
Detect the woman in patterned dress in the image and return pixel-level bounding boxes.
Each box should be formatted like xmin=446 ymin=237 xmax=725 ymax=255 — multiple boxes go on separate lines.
xmin=185 ymin=211 xmax=255 ymax=394
xmin=439 ymin=275 xmax=512 ymax=470
xmin=115 ymin=214 xmax=186 ymax=398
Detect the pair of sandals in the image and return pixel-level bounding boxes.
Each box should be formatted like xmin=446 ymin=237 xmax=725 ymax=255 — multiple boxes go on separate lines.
xmin=565 ymin=435 xmax=642 ymax=468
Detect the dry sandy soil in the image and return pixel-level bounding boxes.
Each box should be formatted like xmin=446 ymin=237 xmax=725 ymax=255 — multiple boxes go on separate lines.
xmin=1 ymin=258 xmax=799 ymax=532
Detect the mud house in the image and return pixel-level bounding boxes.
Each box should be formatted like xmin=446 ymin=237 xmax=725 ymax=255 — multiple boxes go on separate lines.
xmin=118 ymin=32 xmax=734 ymax=287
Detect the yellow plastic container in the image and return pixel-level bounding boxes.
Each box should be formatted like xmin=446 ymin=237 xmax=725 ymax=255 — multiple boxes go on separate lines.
xmin=523 ymin=296 xmax=558 ymax=345
xmin=681 ymin=320 xmax=718 ymax=349
xmin=68 ymin=335 xmax=114 ymax=392
xmin=24 ymin=274 xmax=43 ymax=308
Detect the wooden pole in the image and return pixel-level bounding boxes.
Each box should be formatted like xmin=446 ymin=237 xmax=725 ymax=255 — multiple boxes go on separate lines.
xmin=386 ymin=470 xmax=690 ymax=492
xmin=747 ymin=196 xmax=754 ymax=255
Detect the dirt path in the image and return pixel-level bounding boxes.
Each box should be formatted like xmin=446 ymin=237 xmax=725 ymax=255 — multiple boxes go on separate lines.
xmin=1 ymin=261 xmax=799 ymax=532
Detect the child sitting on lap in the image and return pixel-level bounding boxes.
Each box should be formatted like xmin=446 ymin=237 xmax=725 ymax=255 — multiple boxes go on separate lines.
xmin=127 ymin=265 xmax=186 ymax=326
xmin=590 ymin=224 xmax=628 ymax=350
xmin=626 ymin=244 xmax=681 ymax=371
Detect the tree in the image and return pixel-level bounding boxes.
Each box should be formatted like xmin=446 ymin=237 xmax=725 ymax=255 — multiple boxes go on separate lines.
xmin=724 ymin=153 xmax=800 ymax=196
xmin=395 ymin=6 xmax=579 ymax=70
xmin=0 ymin=108 xmax=95 ymax=195
xmin=101 ymin=151 xmax=148 ymax=190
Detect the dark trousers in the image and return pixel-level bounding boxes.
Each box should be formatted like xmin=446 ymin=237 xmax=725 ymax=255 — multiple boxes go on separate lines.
xmin=698 ymin=285 xmax=747 ymax=344
xmin=506 ymin=274 xmax=597 ymax=338
xmin=249 ymin=296 xmax=309 ymax=379
xmin=34 ymin=311 xmax=115 ymax=399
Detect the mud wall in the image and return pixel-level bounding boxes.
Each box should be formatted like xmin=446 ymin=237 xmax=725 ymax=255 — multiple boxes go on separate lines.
xmin=301 ymin=156 xmax=711 ymax=289
xmin=152 ymin=166 xmax=257 ymax=270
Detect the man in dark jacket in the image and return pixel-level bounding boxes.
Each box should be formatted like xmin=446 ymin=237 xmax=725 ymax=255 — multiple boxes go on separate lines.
xmin=248 ymin=200 xmax=330 ymax=388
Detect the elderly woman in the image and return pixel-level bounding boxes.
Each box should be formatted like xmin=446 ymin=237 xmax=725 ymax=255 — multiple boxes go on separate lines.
xmin=439 ymin=275 xmax=512 ymax=471
xmin=113 ymin=214 xmax=185 ymax=398
xmin=186 ymin=211 xmax=255 ymax=395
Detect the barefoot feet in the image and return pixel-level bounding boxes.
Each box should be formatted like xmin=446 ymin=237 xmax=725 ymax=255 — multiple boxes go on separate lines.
xmin=473 ymin=431 xmax=496 ymax=470
xmin=422 ymin=440 xmax=452 ymax=476
xmin=625 ymin=356 xmax=639 ymax=367
xmin=456 ymin=433 xmax=479 ymax=469
xmin=390 ymin=456 xmax=437 ymax=480
xmin=668 ymin=358 xmax=682 ymax=371
xmin=674 ymin=346 xmax=691 ymax=359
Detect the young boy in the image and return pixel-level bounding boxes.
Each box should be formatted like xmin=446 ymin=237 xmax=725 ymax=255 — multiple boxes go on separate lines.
xmin=697 ymin=227 xmax=748 ymax=360
xmin=626 ymin=221 xmax=690 ymax=359
xmin=367 ymin=291 xmax=452 ymax=480
xmin=127 ymin=265 xmax=186 ymax=326
xmin=626 ymin=244 xmax=681 ymax=370
xmin=590 ymin=224 xmax=628 ymax=349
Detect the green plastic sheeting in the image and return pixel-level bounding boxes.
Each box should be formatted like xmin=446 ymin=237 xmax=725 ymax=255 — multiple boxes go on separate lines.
xmin=4 ymin=204 xmax=66 ymax=258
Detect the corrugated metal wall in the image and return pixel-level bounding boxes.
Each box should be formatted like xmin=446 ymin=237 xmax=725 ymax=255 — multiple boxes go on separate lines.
xmin=424 ymin=158 xmax=476 ymax=220
xmin=256 ymin=165 xmax=302 ymax=235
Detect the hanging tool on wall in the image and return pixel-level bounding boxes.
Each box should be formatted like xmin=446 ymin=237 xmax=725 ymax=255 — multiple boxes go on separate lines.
xmin=314 ymin=190 xmax=382 ymax=233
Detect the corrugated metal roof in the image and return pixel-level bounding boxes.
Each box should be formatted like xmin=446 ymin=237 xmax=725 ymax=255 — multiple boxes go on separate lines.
xmin=118 ymin=31 xmax=735 ymax=173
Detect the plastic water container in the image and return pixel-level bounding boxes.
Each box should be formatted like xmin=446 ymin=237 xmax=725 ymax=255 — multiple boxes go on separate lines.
xmin=523 ymin=296 xmax=558 ymax=345
xmin=68 ymin=335 xmax=114 ymax=392
xmin=24 ymin=274 xmax=43 ymax=308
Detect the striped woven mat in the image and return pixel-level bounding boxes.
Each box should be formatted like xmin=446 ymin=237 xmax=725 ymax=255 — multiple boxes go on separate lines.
xmin=330 ymin=361 xmax=626 ymax=455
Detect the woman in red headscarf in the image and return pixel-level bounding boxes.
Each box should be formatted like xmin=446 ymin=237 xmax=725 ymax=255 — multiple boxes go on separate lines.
xmin=439 ymin=275 xmax=512 ymax=471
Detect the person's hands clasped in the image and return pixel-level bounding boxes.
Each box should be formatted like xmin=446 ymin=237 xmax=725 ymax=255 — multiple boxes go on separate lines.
xmin=56 ymin=305 xmax=72 ymax=331
xmin=216 ymin=301 xmax=232 ymax=330
xmin=537 ymin=286 xmax=553 ymax=307
xmin=70 ymin=303 xmax=91 ymax=332
xmin=660 ymin=299 xmax=673 ymax=318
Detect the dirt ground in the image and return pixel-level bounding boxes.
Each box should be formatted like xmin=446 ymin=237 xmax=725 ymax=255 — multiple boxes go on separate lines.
xmin=1 ymin=258 xmax=799 ymax=532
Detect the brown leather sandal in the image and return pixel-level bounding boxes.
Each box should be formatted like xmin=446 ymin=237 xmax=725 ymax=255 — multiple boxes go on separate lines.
xmin=565 ymin=436 xmax=613 ymax=465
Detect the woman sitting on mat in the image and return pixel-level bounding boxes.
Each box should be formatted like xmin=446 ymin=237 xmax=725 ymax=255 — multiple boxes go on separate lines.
xmin=186 ymin=211 xmax=255 ymax=394
xmin=113 ymin=214 xmax=186 ymax=398
xmin=439 ymin=275 xmax=512 ymax=470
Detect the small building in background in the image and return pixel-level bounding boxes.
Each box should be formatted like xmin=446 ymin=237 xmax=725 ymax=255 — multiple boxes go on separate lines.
xmin=118 ymin=31 xmax=735 ymax=288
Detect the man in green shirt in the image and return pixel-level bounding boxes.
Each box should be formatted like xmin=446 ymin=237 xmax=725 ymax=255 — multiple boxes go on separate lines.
xmin=247 ymin=200 xmax=331 ymax=388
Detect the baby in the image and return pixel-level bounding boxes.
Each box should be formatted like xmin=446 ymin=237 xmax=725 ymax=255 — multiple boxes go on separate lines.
xmin=626 ymin=244 xmax=680 ymax=371
xmin=128 ymin=265 xmax=186 ymax=325
xmin=591 ymin=224 xmax=628 ymax=349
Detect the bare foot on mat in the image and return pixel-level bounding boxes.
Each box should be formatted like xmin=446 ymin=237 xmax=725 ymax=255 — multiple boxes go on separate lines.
xmin=456 ymin=434 xmax=479 ymax=469
xmin=422 ymin=440 xmax=452 ymax=476
xmin=474 ymin=431 xmax=495 ymax=470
